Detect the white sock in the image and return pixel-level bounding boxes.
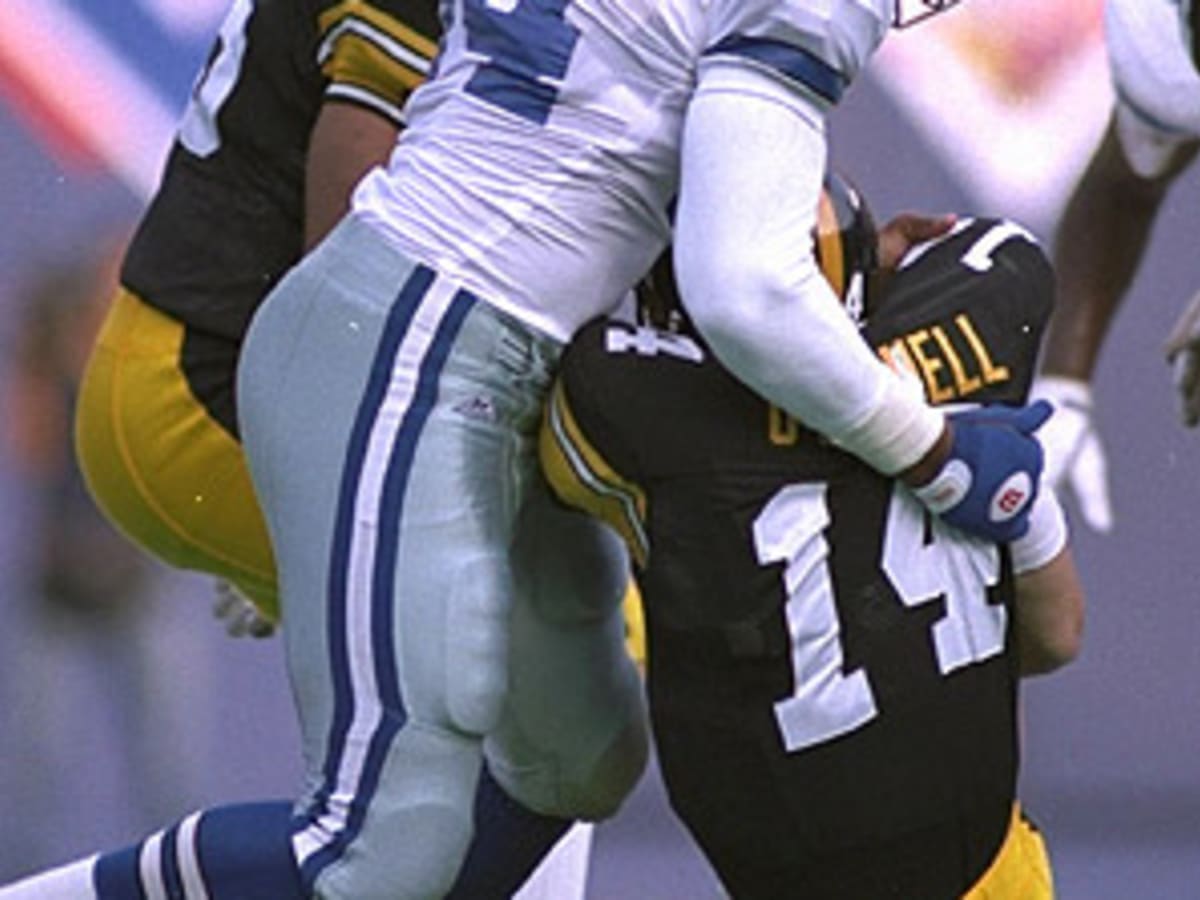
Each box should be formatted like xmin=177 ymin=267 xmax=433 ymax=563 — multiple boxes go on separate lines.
xmin=0 ymin=855 xmax=98 ymax=898
xmin=514 ymin=822 xmax=595 ymax=900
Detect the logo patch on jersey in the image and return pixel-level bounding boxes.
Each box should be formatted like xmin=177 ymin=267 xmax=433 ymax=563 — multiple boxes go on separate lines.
xmin=453 ymin=394 xmax=498 ymax=422
xmin=989 ymin=471 xmax=1032 ymax=522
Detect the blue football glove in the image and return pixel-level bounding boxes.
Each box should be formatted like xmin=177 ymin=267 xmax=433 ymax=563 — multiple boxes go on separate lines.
xmin=912 ymin=400 xmax=1052 ymax=543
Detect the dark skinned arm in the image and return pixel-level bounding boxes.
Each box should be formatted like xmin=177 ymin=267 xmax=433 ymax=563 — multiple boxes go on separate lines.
xmin=303 ymin=100 xmax=401 ymax=251
xmin=1042 ymin=110 xmax=1198 ymax=380
xmin=1014 ymin=547 xmax=1085 ymax=677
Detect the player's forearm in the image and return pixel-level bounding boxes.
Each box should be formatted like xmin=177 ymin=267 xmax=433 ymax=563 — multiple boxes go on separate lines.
xmin=304 ymin=100 xmax=399 ymax=250
xmin=1042 ymin=115 xmax=1173 ymax=380
xmin=1014 ymin=548 xmax=1085 ymax=676
xmin=675 ymin=76 xmax=944 ymax=475
xmin=677 ymin=225 xmax=944 ymax=475
xmin=1009 ymin=490 xmax=1082 ymax=675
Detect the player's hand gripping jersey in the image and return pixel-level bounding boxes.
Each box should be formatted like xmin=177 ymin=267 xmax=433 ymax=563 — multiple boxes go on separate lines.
xmin=542 ymin=219 xmax=1062 ymax=899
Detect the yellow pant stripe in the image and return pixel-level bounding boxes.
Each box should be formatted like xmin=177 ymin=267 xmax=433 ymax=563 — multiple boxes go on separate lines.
xmin=539 ymin=380 xmax=649 ymax=567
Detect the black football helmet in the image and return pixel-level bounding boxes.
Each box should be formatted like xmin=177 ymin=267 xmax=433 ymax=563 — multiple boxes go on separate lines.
xmin=637 ymin=170 xmax=879 ymax=330
xmin=893 ymin=0 xmax=962 ymax=29
xmin=813 ymin=169 xmax=877 ymax=325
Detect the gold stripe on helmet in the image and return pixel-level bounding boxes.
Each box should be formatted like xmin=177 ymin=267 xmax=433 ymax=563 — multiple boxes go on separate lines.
xmin=815 ymin=187 xmax=846 ymax=300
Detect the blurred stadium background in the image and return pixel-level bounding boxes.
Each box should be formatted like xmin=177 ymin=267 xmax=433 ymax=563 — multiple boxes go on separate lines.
xmin=1 ymin=1 xmax=1198 ymax=896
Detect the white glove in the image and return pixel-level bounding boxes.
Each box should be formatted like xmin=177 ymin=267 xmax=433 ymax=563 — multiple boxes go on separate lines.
xmin=1030 ymin=375 xmax=1114 ymax=533
xmin=1165 ymin=288 xmax=1200 ymax=428
xmin=212 ymin=579 xmax=277 ymax=639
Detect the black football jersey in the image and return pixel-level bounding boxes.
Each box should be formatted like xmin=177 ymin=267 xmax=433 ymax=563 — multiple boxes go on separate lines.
xmin=541 ymin=218 xmax=1055 ymax=897
xmin=121 ymin=0 xmax=439 ymax=342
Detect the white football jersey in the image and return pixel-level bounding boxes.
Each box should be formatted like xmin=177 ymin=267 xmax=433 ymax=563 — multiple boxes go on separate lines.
xmin=1106 ymin=0 xmax=1200 ymax=139
xmin=353 ymin=0 xmax=891 ymax=341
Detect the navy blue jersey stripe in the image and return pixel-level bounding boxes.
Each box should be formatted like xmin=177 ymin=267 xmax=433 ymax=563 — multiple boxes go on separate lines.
xmin=705 ymin=36 xmax=846 ymax=104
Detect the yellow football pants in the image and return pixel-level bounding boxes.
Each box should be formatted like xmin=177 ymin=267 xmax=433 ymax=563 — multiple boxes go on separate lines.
xmin=74 ymin=289 xmax=279 ymax=619
xmin=964 ymin=805 xmax=1055 ymax=899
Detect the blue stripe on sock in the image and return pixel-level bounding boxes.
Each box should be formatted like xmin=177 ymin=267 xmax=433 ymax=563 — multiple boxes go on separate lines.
xmin=94 ymin=844 xmax=147 ymax=900
xmin=196 ymin=802 xmax=304 ymax=900
xmin=160 ymin=825 xmax=183 ymax=898
xmin=444 ymin=765 xmax=572 ymax=899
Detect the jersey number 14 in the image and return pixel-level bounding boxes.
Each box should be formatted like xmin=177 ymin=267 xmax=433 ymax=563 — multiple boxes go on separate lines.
xmin=753 ymin=482 xmax=1006 ymax=753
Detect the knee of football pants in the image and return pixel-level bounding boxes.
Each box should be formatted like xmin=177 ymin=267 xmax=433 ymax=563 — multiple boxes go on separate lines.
xmin=564 ymin=708 xmax=650 ymax=820
xmin=494 ymin=680 xmax=651 ymax=822
xmin=516 ymin=504 xmax=630 ymax=626
xmin=308 ymin=727 xmax=481 ymax=900
xmin=315 ymin=809 xmax=472 ymax=900
xmin=442 ymin=556 xmax=512 ymax=735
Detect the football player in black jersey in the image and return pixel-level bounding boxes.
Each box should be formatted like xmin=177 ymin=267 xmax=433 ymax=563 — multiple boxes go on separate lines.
xmin=541 ymin=175 xmax=1086 ymax=899
xmin=4 ymin=1 xmax=589 ymax=898
xmin=74 ymin=0 xmax=438 ymax=634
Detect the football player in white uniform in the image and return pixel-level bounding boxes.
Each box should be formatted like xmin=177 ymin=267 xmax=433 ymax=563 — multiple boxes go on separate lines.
xmin=1036 ymin=0 xmax=1200 ymax=531
xmin=1 ymin=1 xmax=1057 ymax=898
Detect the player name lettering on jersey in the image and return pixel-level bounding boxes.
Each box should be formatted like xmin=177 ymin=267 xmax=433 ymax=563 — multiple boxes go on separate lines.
xmin=878 ymin=312 xmax=1010 ymax=404
xmin=768 ymin=311 xmax=1012 ymax=447
xmin=767 ymin=405 xmax=804 ymax=447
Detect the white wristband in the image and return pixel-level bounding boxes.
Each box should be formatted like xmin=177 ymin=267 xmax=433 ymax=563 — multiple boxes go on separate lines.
xmin=832 ymin=372 xmax=946 ymax=476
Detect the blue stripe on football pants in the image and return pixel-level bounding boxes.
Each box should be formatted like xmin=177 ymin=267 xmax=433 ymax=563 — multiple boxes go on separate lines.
xmin=284 ymin=264 xmax=573 ymax=896
xmin=296 ymin=268 xmax=477 ymax=886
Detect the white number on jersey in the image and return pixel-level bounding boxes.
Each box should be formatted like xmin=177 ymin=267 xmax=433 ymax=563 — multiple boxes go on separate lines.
xmin=604 ymin=324 xmax=704 ymax=364
xmin=899 ymin=217 xmax=1037 ymax=273
xmin=179 ymin=0 xmax=255 ymax=157
xmin=881 ymin=488 xmax=1006 ymax=674
xmin=462 ymin=0 xmax=580 ymax=125
xmin=754 ymin=483 xmax=1005 ymax=754
xmin=960 ymin=220 xmax=1037 ymax=273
